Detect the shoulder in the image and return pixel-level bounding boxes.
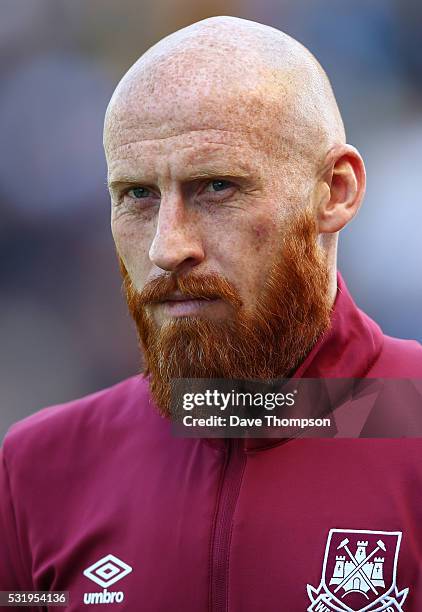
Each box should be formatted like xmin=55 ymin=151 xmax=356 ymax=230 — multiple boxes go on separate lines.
xmin=369 ymin=334 xmax=422 ymax=377
xmin=2 ymin=375 xmax=153 ymax=468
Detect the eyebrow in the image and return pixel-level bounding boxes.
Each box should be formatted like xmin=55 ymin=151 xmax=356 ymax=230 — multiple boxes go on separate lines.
xmin=107 ymin=168 xmax=254 ymax=191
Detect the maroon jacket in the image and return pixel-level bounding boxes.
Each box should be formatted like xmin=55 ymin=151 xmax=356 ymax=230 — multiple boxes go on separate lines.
xmin=1 ymin=273 xmax=422 ymax=611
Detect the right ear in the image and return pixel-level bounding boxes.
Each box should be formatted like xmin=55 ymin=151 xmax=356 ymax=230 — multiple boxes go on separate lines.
xmin=315 ymin=144 xmax=366 ymax=234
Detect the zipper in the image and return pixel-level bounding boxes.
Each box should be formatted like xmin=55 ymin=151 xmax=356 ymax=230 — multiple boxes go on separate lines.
xmin=209 ymin=438 xmax=247 ymax=612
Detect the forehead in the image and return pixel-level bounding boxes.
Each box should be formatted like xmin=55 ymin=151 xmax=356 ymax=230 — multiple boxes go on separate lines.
xmin=109 ymin=49 xmax=297 ymax=131
xmin=105 ymin=82 xmax=293 ymax=183
xmin=107 ymin=131 xmax=261 ymax=186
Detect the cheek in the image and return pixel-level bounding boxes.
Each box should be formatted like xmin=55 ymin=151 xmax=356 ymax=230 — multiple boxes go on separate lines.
xmin=250 ymin=217 xmax=279 ymax=255
xmin=251 ymin=224 xmax=270 ymax=253
xmin=243 ymin=220 xmax=281 ymax=299
xmin=218 ymin=222 xmax=279 ymax=305
xmin=111 ymin=218 xmax=152 ymax=284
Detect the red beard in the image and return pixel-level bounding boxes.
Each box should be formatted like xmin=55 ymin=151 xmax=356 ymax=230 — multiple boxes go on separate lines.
xmin=120 ymin=207 xmax=332 ymax=417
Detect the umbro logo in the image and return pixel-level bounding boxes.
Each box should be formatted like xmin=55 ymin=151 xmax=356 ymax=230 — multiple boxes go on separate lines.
xmin=83 ymin=554 xmax=132 ymax=605
xmin=83 ymin=554 xmax=132 ymax=588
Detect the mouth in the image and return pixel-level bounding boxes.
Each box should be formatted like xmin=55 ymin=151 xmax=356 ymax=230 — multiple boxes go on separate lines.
xmin=154 ymin=293 xmax=221 ymax=317
xmin=160 ymin=291 xmax=217 ymax=302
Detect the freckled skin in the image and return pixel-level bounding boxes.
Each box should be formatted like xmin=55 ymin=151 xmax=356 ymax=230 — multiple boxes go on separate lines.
xmin=103 ymin=16 xmax=366 ymax=321
xmin=252 ymin=224 xmax=271 ymax=253
xmin=109 ymin=125 xmax=290 ymax=317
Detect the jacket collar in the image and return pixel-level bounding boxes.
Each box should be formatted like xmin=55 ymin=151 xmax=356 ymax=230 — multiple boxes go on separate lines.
xmin=291 ymin=272 xmax=384 ymax=379
xmin=243 ymin=272 xmax=384 ymax=451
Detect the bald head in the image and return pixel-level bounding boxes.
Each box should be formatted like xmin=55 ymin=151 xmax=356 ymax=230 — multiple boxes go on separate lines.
xmin=105 ymin=17 xmax=366 ymax=392
xmin=106 ymin=16 xmax=365 ymax=324
xmin=104 ymin=16 xmax=345 ymax=171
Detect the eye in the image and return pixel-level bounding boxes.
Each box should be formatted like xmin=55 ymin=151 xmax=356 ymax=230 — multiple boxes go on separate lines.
xmin=127 ymin=187 xmax=153 ymax=199
xmin=208 ymin=179 xmax=233 ymax=192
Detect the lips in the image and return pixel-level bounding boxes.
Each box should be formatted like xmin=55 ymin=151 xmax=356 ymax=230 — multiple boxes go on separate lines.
xmin=152 ymin=294 xmax=221 ymax=318
xmin=163 ymin=295 xmax=202 ymax=302
xmin=160 ymin=292 xmax=216 ymax=303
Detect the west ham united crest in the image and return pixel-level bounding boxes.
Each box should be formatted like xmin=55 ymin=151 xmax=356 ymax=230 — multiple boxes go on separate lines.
xmin=307 ymin=529 xmax=408 ymax=612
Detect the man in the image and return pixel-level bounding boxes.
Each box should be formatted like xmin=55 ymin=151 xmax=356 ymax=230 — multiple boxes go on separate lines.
xmin=1 ymin=16 xmax=421 ymax=612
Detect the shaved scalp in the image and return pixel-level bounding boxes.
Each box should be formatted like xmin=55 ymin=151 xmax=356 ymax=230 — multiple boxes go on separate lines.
xmin=105 ymin=17 xmax=354 ymax=399
xmin=104 ymin=16 xmax=345 ymax=174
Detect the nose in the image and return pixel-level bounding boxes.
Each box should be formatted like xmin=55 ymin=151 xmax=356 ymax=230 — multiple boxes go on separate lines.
xmin=149 ymin=193 xmax=205 ymax=273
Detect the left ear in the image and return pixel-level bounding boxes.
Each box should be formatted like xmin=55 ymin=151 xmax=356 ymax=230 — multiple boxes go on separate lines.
xmin=314 ymin=144 xmax=366 ymax=233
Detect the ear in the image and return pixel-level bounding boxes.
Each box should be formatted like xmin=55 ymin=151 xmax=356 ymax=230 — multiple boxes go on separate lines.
xmin=314 ymin=144 xmax=366 ymax=234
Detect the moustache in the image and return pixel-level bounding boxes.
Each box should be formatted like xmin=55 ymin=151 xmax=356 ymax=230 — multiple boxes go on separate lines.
xmin=135 ymin=272 xmax=243 ymax=311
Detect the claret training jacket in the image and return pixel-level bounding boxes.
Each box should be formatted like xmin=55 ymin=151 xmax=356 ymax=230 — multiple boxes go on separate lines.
xmin=1 ymin=273 xmax=422 ymax=611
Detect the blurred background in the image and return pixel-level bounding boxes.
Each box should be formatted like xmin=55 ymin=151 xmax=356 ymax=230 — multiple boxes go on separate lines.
xmin=1 ymin=0 xmax=421 ymax=441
